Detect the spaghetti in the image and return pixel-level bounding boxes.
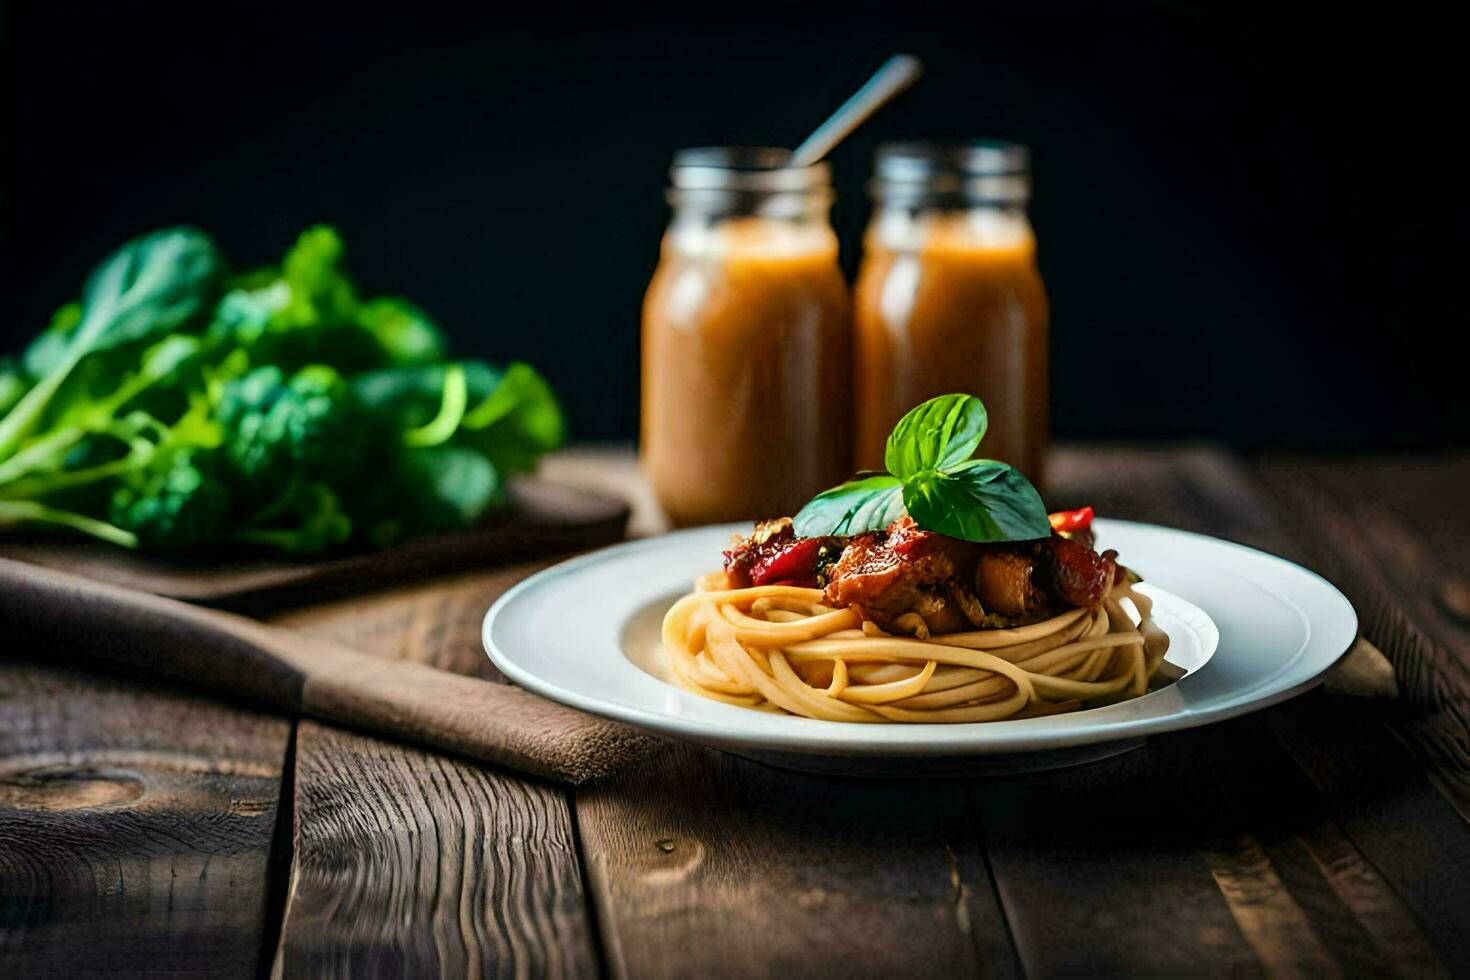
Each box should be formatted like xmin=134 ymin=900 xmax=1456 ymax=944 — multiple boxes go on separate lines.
xmin=662 ymin=570 xmax=1170 ymax=723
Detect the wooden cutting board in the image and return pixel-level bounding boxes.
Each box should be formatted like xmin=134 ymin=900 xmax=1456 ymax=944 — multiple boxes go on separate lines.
xmin=0 ymin=477 xmax=629 ymax=611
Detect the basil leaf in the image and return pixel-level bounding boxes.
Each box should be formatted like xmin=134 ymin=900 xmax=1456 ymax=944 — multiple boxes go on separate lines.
xmin=884 ymin=394 xmax=988 ymax=478
xmin=794 ymin=474 xmax=905 ymax=537
xmin=902 ymin=459 xmax=1050 ymax=543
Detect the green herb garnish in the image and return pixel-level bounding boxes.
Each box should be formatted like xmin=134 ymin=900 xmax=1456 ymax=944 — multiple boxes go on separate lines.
xmin=793 ymin=394 xmax=1049 ymax=543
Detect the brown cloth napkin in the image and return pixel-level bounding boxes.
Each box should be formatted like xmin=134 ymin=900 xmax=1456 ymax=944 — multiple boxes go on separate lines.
xmin=0 ymin=557 xmax=662 ymax=785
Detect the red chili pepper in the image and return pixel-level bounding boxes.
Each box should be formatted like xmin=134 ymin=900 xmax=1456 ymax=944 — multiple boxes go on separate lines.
xmin=750 ymin=537 xmax=825 ymax=587
xmin=1048 ymin=506 xmax=1095 ymax=534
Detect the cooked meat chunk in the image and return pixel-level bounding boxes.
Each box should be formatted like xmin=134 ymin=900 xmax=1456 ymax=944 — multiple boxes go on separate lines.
xmin=974 ymin=550 xmax=1044 ymax=617
xmin=946 ymin=582 xmax=989 ymax=627
xmin=1040 ymin=534 xmax=1117 ymax=609
xmin=823 ymin=530 xmax=919 ymax=621
xmin=733 ymin=514 xmax=1119 ymax=634
xmin=910 ymin=591 xmax=973 ymax=634
xmin=969 ymin=534 xmax=1116 ymax=616
xmin=824 ymin=517 xmax=977 ymax=632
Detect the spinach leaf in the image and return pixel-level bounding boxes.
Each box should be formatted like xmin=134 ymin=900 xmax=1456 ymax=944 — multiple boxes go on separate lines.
xmin=0 ymin=223 xmax=565 ymax=557
xmin=22 ymin=303 xmax=83 ymax=378
xmin=356 ymin=445 xmax=499 ymax=547
xmin=902 ymin=459 xmax=1050 ymax=543
xmin=279 ymin=225 xmax=357 ymax=328
xmin=794 ymin=474 xmax=906 ymax=537
xmin=459 ymin=362 xmax=565 ymax=476
xmin=0 ymin=361 xmax=27 ymax=416
xmin=0 ymin=227 xmax=221 ymax=459
xmin=350 ymin=362 xmax=458 ymax=433
xmin=355 ymin=297 xmax=448 ymax=366
xmin=884 ymin=393 xmax=988 ymax=478
xmin=78 ymin=228 xmax=222 ymax=353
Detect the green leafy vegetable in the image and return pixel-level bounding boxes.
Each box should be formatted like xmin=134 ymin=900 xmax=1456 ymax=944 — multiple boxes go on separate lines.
xmin=355 ymin=297 xmax=448 ymax=366
xmin=0 ymin=227 xmax=221 ymax=458
xmin=0 ymin=361 xmax=25 ymax=416
xmin=217 ymin=364 xmax=364 ymax=490
xmin=279 ymin=225 xmax=358 ymax=329
xmin=235 ymin=481 xmax=351 ymax=555
xmin=795 ymin=394 xmax=1049 ymax=544
xmin=109 ymin=448 xmax=231 ymax=550
xmin=356 ymin=445 xmax=499 ymax=548
xmin=402 ymin=364 xmax=467 ymax=448
xmin=0 ymin=224 xmax=564 ymax=555
xmin=459 ymin=362 xmax=565 ymax=477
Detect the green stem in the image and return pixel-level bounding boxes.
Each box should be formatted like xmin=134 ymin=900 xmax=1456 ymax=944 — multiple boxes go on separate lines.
xmin=403 ymin=364 xmax=467 ymax=447
xmin=462 ymin=364 xmax=521 ymax=430
xmin=0 ymin=426 xmax=87 ymax=484
xmin=0 ymin=451 xmax=152 ymax=502
xmin=0 ymin=500 xmax=138 ymax=548
xmin=0 ymin=343 xmax=86 ymax=460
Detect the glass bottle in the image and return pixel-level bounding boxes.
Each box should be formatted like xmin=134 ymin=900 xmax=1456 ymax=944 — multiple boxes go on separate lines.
xmin=853 ymin=141 xmax=1049 ymax=485
xmin=641 ymin=148 xmax=851 ymax=526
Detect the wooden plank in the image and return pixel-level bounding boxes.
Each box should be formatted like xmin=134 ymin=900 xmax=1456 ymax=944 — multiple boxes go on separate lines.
xmin=974 ymin=723 xmax=1275 ymax=976
xmin=975 ymin=450 xmax=1295 ymax=975
xmin=1253 ymin=454 xmax=1470 ymax=817
xmin=268 ymin=565 xmax=600 ymax=976
xmin=273 ymin=447 xmax=1469 ymax=975
xmin=974 ymin=675 xmax=1449 ymax=977
xmin=1058 ymin=449 xmax=1470 ymax=975
xmin=1207 ymin=712 xmax=1447 ymax=977
xmin=1239 ymin=455 xmax=1470 ymax=967
xmin=577 ymin=742 xmax=1017 ymax=979
xmin=965 ymin=447 xmax=1461 ymax=976
xmin=274 ymin=721 xmax=597 ymax=977
xmin=543 ymin=454 xmax=1016 ymax=976
xmin=0 ymin=655 xmax=291 ymax=977
xmin=1261 ymin=696 xmax=1468 ymax=972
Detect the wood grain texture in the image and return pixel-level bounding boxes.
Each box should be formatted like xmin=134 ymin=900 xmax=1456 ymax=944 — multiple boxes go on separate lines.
xmin=577 ymin=742 xmax=1018 ymax=979
xmin=269 ymin=570 xmax=601 ymax=978
xmin=0 ymin=656 xmax=291 ymax=977
xmin=1046 ymin=449 xmax=1470 ymax=975
xmin=275 ymin=721 xmax=597 ymax=978
xmin=973 ymin=726 xmax=1266 ymax=977
xmin=547 ymin=447 xmax=1464 ymax=977
xmin=9 ymin=446 xmax=1462 ymax=978
xmin=1252 ymin=454 xmax=1470 ymax=820
xmin=1262 ymin=696 xmax=1469 ymax=973
xmin=973 ymin=675 xmax=1450 ymax=978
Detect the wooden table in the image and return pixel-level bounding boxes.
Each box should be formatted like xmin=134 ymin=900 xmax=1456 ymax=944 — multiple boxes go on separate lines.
xmin=3 ymin=446 xmax=1467 ymax=977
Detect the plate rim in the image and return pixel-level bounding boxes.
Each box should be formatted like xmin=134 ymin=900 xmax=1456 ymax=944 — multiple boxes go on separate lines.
xmin=483 ymin=519 xmax=1358 ymax=756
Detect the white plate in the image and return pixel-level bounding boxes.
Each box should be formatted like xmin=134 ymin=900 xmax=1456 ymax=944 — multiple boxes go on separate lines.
xmin=483 ymin=520 xmax=1357 ymax=774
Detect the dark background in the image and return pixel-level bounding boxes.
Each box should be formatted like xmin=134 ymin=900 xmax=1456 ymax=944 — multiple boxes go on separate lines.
xmin=3 ymin=3 xmax=1464 ymax=448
